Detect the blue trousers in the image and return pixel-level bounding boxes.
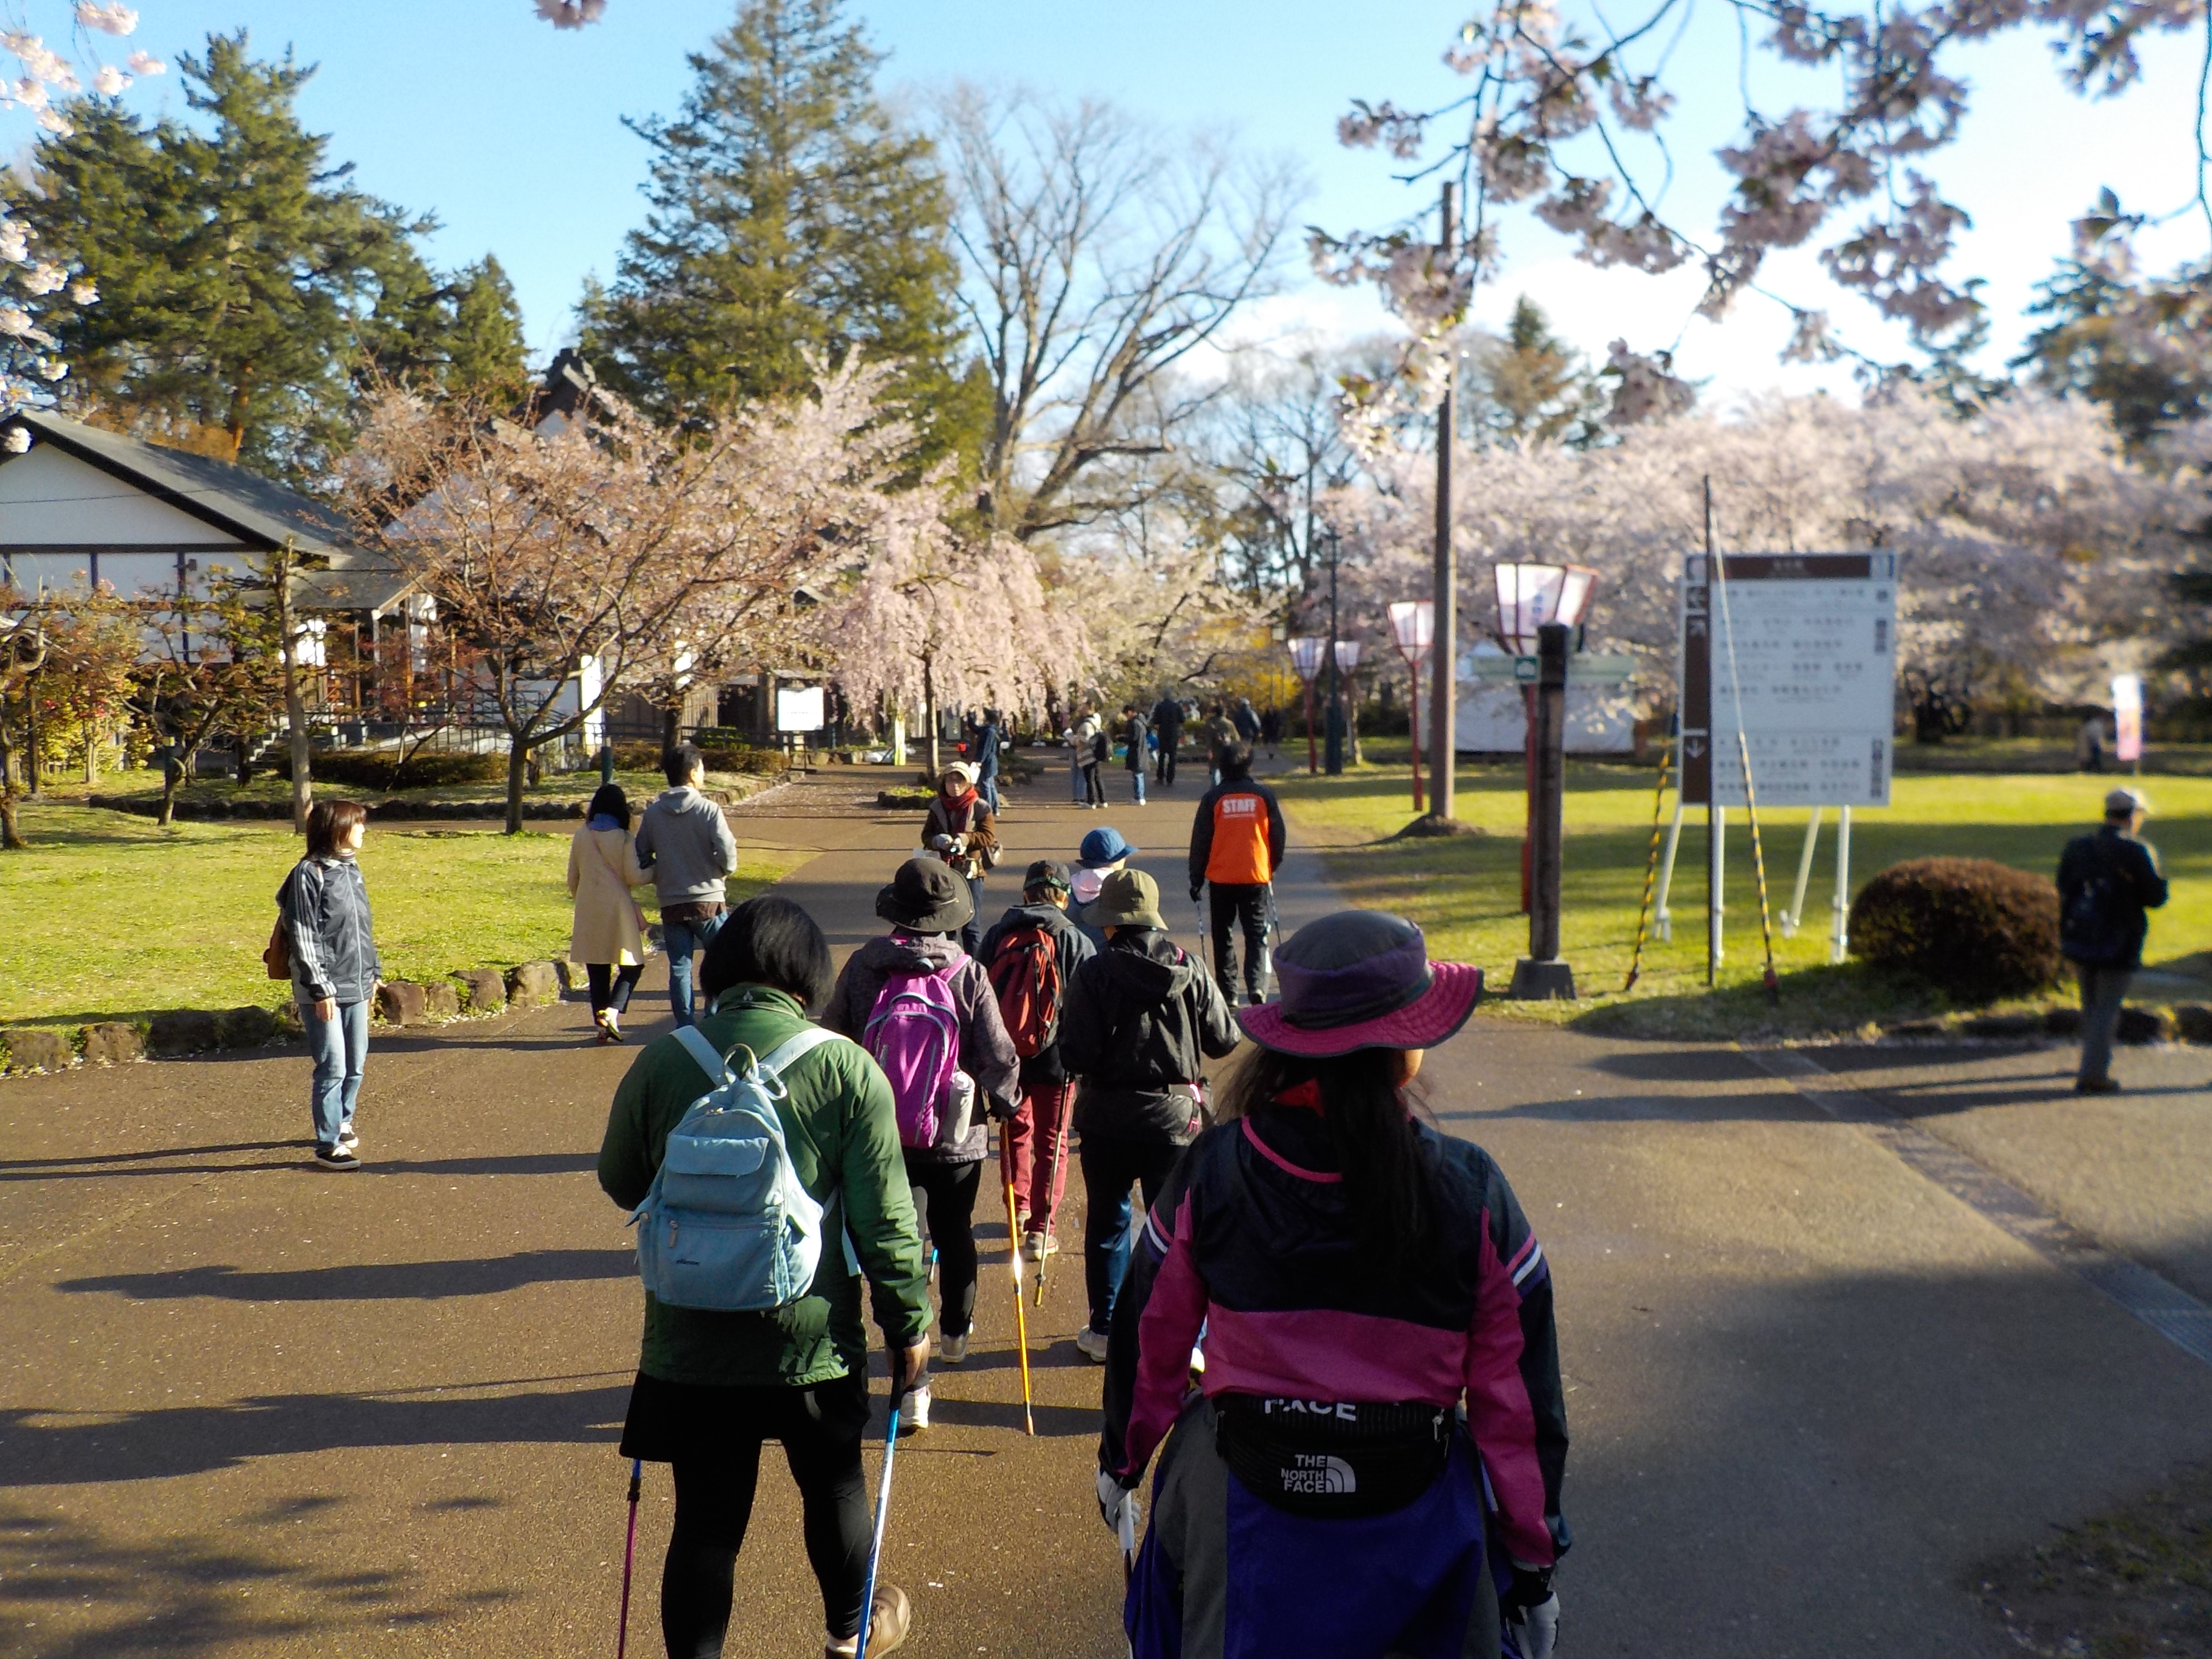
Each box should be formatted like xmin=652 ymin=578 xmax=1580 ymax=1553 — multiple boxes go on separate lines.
xmin=664 ymin=911 xmax=727 ymax=1029
xmin=301 ymin=998 xmax=368 ymax=1149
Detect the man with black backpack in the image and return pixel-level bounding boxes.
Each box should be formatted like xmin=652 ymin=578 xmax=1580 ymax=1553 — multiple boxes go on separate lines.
xmin=821 ymin=858 xmax=1020 ymax=1419
xmin=979 ymin=860 xmax=1096 ymax=1260
xmin=1057 ymin=867 xmax=1241 ymax=1361
xmin=2057 ymin=787 xmax=2171 ymax=1094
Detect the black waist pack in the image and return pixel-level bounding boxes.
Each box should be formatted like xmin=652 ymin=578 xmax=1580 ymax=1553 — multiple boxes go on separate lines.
xmin=1213 ymin=1394 xmax=1453 ymax=1519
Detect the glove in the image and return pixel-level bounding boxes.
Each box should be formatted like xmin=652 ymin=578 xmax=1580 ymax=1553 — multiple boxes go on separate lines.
xmin=1189 ymin=883 xmax=1203 ymax=903
xmin=985 ymin=1092 xmax=1018 ymax=1124
xmin=929 ymin=834 xmax=953 ymax=853
xmin=1096 ymin=1469 xmax=1140 ymax=1542
xmin=1500 ymin=1566 xmax=1559 ymax=1659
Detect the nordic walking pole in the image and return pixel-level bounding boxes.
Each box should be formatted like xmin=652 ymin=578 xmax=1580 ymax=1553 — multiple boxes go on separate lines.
xmin=1004 ymin=1163 xmax=1036 ymax=1436
xmin=1120 ymin=1497 xmax=1138 ymax=1585
xmin=857 ymin=1246 xmax=929 ymax=1659
xmin=1034 ymin=1086 xmax=1070 ymax=1309
xmin=616 ymin=1457 xmax=642 ymax=1659
xmin=1623 ymin=738 xmax=1674 ymax=992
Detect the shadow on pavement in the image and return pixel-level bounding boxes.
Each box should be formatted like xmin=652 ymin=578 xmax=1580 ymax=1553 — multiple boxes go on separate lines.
xmin=3 ymin=1149 xmax=599 ymax=1182
xmin=0 ymin=1384 xmax=629 ymax=1487
xmin=57 ymin=1247 xmax=634 ymax=1303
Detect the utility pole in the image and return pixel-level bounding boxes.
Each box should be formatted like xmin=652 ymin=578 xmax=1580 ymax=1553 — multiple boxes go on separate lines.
xmin=1428 ymin=181 xmax=1458 ymax=823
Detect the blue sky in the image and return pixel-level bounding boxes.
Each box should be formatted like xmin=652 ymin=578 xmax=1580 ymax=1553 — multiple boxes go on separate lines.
xmin=7 ymin=0 xmax=2206 ymax=400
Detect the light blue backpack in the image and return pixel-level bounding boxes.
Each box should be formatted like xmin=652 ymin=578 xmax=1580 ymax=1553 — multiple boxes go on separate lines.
xmin=632 ymin=1025 xmax=849 ymax=1312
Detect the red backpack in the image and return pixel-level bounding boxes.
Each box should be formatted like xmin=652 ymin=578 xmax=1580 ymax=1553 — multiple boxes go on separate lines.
xmin=988 ymin=924 xmax=1063 ymax=1059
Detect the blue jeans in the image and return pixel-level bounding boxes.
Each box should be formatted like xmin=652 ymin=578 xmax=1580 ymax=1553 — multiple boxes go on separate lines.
xmin=981 ymin=774 xmax=1001 ymax=814
xmin=664 ymin=910 xmax=727 ymax=1028
xmin=1080 ymin=1130 xmax=1184 ymax=1335
xmin=1130 ymin=767 xmax=1146 ymax=805
xmin=301 ymin=998 xmax=368 ymax=1149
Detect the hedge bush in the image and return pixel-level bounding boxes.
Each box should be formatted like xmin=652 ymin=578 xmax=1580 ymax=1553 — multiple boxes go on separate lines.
xmin=610 ymin=739 xmax=789 ymax=777
xmin=272 ymin=750 xmax=504 ymax=789
xmin=1847 ymin=857 xmax=2063 ymax=1001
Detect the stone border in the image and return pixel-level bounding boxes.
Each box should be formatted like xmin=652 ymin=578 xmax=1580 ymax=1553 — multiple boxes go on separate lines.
xmin=79 ymin=773 xmax=782 ymax=824
xmin=0 ymin=959 xmax=583 ymax=1076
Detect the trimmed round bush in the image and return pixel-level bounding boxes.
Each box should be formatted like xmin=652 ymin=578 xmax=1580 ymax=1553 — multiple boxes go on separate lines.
xmin=1847 ymin=857 xmax=2062 ymax=1001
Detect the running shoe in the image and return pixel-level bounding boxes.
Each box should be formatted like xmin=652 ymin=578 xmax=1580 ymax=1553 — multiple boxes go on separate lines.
xmin=1076 ymin=1327 xmax=1110 ymax=1363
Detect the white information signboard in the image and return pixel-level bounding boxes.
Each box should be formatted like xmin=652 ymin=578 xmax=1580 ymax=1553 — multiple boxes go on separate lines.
xmin=1678 ymin=552 xmax=1899 ymax=808
xmin=775 ymin=685 xmax=826 ymax=733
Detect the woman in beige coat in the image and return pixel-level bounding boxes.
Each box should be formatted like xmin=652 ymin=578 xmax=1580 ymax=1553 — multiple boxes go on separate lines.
xmin=568 ymin=783 xmax=652 ymax=1042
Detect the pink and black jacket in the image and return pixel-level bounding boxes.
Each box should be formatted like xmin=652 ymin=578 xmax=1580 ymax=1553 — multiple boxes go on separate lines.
xmin=1099 ymin=1100 xmax=1569 ymax=1569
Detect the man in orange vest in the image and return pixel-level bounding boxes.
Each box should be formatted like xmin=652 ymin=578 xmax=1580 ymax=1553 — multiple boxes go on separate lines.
xmin=1187 ymin=741 xmax=1287 ymax=1007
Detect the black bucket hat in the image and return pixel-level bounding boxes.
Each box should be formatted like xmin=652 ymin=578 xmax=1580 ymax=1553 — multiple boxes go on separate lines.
xmin=876 ymin=856 xmax=975 ymax=933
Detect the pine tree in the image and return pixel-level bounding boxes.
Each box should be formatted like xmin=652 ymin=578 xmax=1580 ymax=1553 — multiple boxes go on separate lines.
xmin=443 ymin=258 xmax=531 ymax=402
xmin=580 ymin=0 xmax=968 ymax=463
xmin=1469 ymin=297 xmax=1605 ymax=449
xmin=7 ymin=31 xmax=457 ymax=482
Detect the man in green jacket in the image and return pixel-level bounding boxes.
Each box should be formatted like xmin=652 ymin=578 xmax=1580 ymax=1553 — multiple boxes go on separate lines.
xmin=599 ymin=894 xmax=931 ymax=1659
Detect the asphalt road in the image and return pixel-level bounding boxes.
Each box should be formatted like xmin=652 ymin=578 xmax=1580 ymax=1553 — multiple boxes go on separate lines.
xmin=6 ymin=765 xmax=2210 ymax=1657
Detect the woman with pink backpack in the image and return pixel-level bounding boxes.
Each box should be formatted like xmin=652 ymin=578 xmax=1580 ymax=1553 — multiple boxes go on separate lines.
xmin=821 ymin=857 xmax=1020 ymax=1430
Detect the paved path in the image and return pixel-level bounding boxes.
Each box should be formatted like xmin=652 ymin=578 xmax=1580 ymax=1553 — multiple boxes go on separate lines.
xmin=5 ymin=767 xmax=2211 ymax=1656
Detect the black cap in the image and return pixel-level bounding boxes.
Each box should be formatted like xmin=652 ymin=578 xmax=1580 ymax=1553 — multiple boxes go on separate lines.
xmin=1024 ymin=859 xmax=1073 ymax=894
xmin=875 ymin=856 xmax=974 ymax=932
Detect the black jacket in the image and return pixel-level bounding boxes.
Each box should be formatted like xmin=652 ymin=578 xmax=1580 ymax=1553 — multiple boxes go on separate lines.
xmin=1188 ymin=773 xmax=1287 ymax=892
xmin=1149 ymin=697 xmax=1185 ymax=738
xmin=1124 ymin=713 xmax=1150 ymax=773
xmin=977 ymin=902 xmax=1097 ymax=1087
xmin=1059 ymin=928 xmax=1241 ymax=1142
xmin=2056 ymin=825 xmax=2168 ymax=968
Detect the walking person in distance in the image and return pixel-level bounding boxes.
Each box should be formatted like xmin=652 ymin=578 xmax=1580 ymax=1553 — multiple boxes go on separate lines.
xmin=979 ymin=859 xmax=1096 ymax=1259
xmin=923 ymin=760 xmax=999 ymax=957
xmin=1057 ymin=867 xmax=1240 ymax=1362
xmin=1097 ymin=910 xmax=1568 ymax=1659
xmin=1190 ymin=741 xmax=1287 ymax=1008
xmin=1149 ymin=692 xmax=1185 ymax=788
xmin=2057 ymin=786 xmax=2170 ymax=1094
xmin=822 ymin=858 xmax=1020 ymax=1420
xmin=569 ymin=782 xmax=652 ymax=1043
xmin=1121 ymin=703 xmax=1150 ymax=806
xmin=635 ymin=743 xmax=739 ymax=1030
xmin=280 ymin=799 xmax=381 ymax=1171
xmin=597 ymin=898 xmax=932 ymax=1658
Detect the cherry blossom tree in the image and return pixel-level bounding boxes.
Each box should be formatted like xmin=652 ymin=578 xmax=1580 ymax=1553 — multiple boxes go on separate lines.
xmin=343 ymin=362 xmax=914 ymax=831
xmin=1334 ymin=386 xmax=2201 ymax=734
xmin=1318 ymin=0 xmax=2212 ymax=421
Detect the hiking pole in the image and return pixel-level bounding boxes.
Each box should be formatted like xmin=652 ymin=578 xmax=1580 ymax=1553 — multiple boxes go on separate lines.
xmin=857 ymin=1388 xmax=902 ymax=1659
xmin=1623 ymin=739 xmax=1674 ymax=992
xmin=1034 ymin=1085 xmax=1071 ymax=1309
xmin=1004 ymin=1164 xmax=1036 ymax=1436
xmin=616 ymin=1457 xmax=642 ymax=1659
xmin=1120 ymin=1493 xmax=1138 ymax=1585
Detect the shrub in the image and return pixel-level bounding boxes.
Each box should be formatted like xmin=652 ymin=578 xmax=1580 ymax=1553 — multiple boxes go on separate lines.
xmin=1848 ymin=857 xmax=2062 ymax=1001
xmin=272 ymin=750 xmax=504 ymax=789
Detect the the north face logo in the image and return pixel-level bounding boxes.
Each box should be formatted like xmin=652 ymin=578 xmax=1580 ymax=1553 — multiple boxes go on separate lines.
xmin=1281 ymin=1454 xmax=1357 ymax=1496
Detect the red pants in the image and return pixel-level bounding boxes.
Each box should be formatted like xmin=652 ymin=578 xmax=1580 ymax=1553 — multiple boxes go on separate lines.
xmin=1000 ymin=1080 xmax=1074 ymax=1235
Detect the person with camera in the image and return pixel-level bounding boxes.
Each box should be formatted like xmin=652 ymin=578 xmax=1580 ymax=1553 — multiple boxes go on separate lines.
xmin=923 ymin=761 xmax=999 ymax=956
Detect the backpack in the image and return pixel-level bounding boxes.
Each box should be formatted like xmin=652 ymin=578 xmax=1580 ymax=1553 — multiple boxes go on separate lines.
xmin=630 ymin=1025 xmax=847 ymax=1312
xmin=862 ymin=957 xmax=968 ymax=1149
xmin=1091 ymin=730 xmax=1111 ymax=766
xmin=988 ymin=923 xmax=1063 ymax=1059
xmin=2061 ymin=844 xmax=2135 ymax=966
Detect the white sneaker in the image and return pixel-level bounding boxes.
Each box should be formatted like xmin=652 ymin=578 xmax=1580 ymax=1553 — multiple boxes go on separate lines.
xmin=337 ymin=1121 xmax=358 ymax=1152
xmin=898 ymin=1385 xmax=931 ymax=1434
xmin=1076 ymin=1327 xmax=1111 ymax=1363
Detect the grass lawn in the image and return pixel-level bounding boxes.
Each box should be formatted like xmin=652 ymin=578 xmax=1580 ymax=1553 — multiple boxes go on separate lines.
xmin=1272 ymin=757 xmax=2212 ymax=1040
xmin=0 ymin=802 xmax=810 ymax=1029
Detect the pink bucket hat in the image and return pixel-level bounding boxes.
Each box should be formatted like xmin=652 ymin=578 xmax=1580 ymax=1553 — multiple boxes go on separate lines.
xmin=1237 ymin=911 xmax=1482 ymax=1058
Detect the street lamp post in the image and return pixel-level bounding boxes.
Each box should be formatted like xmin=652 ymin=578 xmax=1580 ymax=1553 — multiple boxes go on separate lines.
xmin=1287 ymin=636 xmax=1326 ymax=774
xmin=1333 ymin=639 xmax=1364 ymax=768
xmin=1324 ymin=531 xmax=1345 ymax=776
xmin=1507 ymin=622 xmax=1579 ymax=1000
xmin=1494 ymin=562 xmax=1598 ymax=912
xmin=1387 ymin=600 xmax=1434 ymax=812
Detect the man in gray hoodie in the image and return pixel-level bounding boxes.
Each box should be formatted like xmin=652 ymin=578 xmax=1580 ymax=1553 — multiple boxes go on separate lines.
xmin=633 ymin=742 xmax=739 ymax=1029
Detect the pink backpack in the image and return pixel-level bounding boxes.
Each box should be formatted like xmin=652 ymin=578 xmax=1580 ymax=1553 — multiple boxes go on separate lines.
xmin=862 ymin=956 xmax=966 ymax=1149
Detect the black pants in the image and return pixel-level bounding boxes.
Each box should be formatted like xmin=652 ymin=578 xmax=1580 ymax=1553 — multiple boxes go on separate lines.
xmin=1081 ymin=761 xmax=1107 ymax=805
xmin=1208 ymin=882 xmax=1270 ymax=1005
xmin=959 ymin=875 xmax=986 ymax=957
xmin=587 ymin=962 xmax=643 ymax=1016
xmin=1082 ymin=1128 xmax=1186 ymax=1335
xmin=1156 ymin=737 xmax=1179 ymax=785
xmin=905 ymin=1155 xmax=982 ymax=1345
xmin=661 ymin=1373 xmax=872 ymax=1655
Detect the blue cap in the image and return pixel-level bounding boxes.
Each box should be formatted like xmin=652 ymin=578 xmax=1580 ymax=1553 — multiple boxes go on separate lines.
xmin=1078 ymin=826 xmax=1136 ymax=867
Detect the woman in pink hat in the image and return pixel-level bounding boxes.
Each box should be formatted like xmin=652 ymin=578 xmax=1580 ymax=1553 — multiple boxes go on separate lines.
xmin=1095 ymin=910 xmax=1569 ymax=1659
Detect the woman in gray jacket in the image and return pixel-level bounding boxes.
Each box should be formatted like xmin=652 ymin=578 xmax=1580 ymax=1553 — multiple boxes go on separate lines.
xmin=282 ymin=800 xmax=382 ymax=1171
